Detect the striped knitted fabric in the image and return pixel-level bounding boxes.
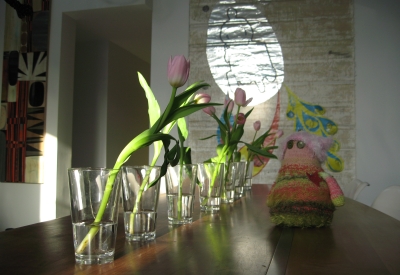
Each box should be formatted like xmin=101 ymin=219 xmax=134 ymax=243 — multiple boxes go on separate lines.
xmin=323 ymin=174 xmax=345 ymax=206
xmin=267 ymin=163 xmax=336 ymax=228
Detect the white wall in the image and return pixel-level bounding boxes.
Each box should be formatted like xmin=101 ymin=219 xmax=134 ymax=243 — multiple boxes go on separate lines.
xmin=149 ymin=0 xmax=190 ymax=165
xmin=0 ymin=0 xmax=153 ymax=230
xmin=354 ymin=0 xmax=400 ymax=205
xmin=72 ymin=40 xmax=108 ymax=168
xmin=107 ymin=43 xmax=150 ymax=168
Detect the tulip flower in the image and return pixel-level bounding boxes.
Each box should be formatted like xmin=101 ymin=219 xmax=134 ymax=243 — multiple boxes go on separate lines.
xmin=273 ymin=130 xmax=284 ymax=139
xmin=254 ymin=157 xmax=264 ymax=167
xmin=168 ymin=55 xmax=190 ymax=88
xmin=194 ymin=93 xmax=211 ymax=104
xmin=224 ymin=95 xmax=234 ymax=113
xmin=203 ymin=106 xmax=216 ymax=116
xmin=235 ymin=113 xmax=246 ymax=125
xmin=234 ymin=88 xmax=252 ymax=107
xmin=253 ymin=121 xmax=261 ymax=131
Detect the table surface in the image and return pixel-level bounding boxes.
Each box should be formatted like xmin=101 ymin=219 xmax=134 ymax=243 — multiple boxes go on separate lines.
xmin=1 ymin=184 xmax=400 ymax=275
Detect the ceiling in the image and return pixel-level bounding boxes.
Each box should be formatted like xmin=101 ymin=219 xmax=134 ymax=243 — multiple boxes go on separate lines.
xmin=66 ymin=4 xmax=152 ymax=63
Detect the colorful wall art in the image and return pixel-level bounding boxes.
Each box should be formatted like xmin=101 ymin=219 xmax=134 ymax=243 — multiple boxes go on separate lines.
xmin=1 ymin=0 xmax=50 ymax=183
xmin=285 ymin=85 xmax=344 ymax=172
xmin=188 ymin=0 xmax=355 ymax=186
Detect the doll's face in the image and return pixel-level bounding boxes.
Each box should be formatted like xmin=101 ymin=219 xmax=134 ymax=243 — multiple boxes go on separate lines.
xmin=282 ymin=139 xmax=319 ymax=165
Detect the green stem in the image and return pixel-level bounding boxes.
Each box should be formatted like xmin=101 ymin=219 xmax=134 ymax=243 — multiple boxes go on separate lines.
xmin=129 ymin=167 xmax=153 ymax=235
xmin=202 ymin=148 xmax=227 ymax=206
xmin=75 ymin=169 xmax=119 ymax=254
xmin=75 ymin=89 xmax=178 ymax=252
xmin=177 ymin=133 xmax=185 ymax=220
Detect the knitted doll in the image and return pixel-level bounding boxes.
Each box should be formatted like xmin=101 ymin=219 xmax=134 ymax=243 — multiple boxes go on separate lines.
xmin=267 ymin=131 xmax=344 ymax=227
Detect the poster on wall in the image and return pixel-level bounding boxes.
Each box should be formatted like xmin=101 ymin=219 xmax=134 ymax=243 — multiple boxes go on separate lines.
xmin=0 ymin=0 xmax=50 ymax=183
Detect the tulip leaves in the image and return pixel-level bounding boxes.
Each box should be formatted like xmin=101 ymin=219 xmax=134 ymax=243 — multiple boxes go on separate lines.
xmin=114 ymin=72 xmax=222 ymax=188
xmin=200 ymin=99 xmax=278 ymax=163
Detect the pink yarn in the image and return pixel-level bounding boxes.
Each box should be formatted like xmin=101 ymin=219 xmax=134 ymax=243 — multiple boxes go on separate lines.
xmin=277 ymin=131 xmax=333 ymax=162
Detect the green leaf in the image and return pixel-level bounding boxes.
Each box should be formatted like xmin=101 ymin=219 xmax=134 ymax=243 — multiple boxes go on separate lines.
xmin=138 ymin=72 xmax=160 ymax=128
xmin=252 ymin=129 xmax=272 ymax=148
xmin=177 ymin=117 xmax=188 ymax=139
xmin=244 ymin=107 xmax=254 ymax=118
xmin=199 ymin=134 xmax=217 ymax=140
xmin=183 ymin=147 xmax=192 ymax=164
xmin=114 ymin=130 xmax=177 ymax=170
xmin=148 ymin=138 xmax=173 ymax=188
xmin=231 ymin=127 xmax=244 ymax=143
xmin=243 ymin=142 xmax=278 ymax=159
xmin=214 ymin=116 xmax=228 ymax=133
xmin=164 ymin=103 xmax=220 ymax=126
xmin=172 ymin=82 xmax=211 ymax=109
xmin=223 ymin=103 xmax=231 ymax=129
xmin=167 ymin=143 xmax=180 ymax=166
xmin=150 ymin=121 xmax=176 ymax=165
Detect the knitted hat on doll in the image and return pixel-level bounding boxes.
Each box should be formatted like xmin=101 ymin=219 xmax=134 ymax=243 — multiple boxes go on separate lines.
xmin=267 ymin=131 xmax=345 ymax=228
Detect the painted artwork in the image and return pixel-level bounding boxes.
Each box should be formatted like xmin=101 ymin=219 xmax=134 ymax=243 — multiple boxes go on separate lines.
xmin=285 ymin=85 xmax=344 ymax=172
xmin=188 ymin=0 xmax=355 ymax=186
xmin=206 ymin=4 xmax=284 ymax=106
xmin=0 ymin=1 xmax=50 ymax=183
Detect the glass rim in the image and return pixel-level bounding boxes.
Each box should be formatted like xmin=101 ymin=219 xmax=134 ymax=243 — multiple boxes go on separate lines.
xmin=68 ymin=167 xmax=120 ymax=172
xmin=167 ymin=163 xmax=198 ymax=168
xmin=122 ymin=165 xmax=162 ymax=169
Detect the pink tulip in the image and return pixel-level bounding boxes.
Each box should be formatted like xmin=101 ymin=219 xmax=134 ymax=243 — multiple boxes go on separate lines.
xmin=227 ymin=101 xmax=234 ymax=113
xmin=273 ymin=130 xmax=284 ymax=139
xmin=224 ymin=95 xmax=234 ymax=113
xmin=203 ymin=106 xmax=216 ymax=116
xmin=234 ymin=88 xmax=253 ymax=107
xmin=235 ymin=113 xmax=246 ymax=125
xmin=168 ymin=55 xmax=190 ymax=88
xmin=254 ymin=157 xmax=263 ymax=167
xmin=194 ymin=93 xmax=211 ymax=104
xmin=253 ymin=121 xmax=261 ymax=131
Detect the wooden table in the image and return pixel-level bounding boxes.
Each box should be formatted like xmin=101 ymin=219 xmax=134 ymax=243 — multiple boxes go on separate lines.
xmin=1 ymin=184 xmax=400 ymax=274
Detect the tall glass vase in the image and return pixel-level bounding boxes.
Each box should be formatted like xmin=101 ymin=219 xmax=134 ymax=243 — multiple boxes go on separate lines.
xmin=243 ymin=160 xmax=254 ymax=190
xmin=221 ymin=161 xmax=239 ymax=203
xmin=68 ymin=167 xmax=122 ymax=265
xmin=197 ymin=162 xmax=224 ymax=212
xmin=121 ymin=166 xmax=161 ymax=241
xmin=234 ymin=161 xmax=246 ymax=199
xmin=165 ymin=164 xmax=198 ymax=224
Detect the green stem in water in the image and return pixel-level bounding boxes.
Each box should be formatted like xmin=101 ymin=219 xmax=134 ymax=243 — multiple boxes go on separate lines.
xmin=178 ymin=167 xmax=183 ymax=220
xmin=129 ymin=167 xmax=153 ymax=235
xmin=75 ymin=169 xmax=119 ymax=254
xmin=128 ymin=122 xmax=176 ymax=232
xmin=177 ymin=133 xmax=185 ymax=220
xmin=202 ymin=148 xmax=228 ymax=206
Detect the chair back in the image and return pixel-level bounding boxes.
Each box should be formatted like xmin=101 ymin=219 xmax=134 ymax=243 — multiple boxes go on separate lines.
xmin=372 ymin=185 xmax=400 ymax=221
xmin=343 ymin=179 xmax=370 ymax=200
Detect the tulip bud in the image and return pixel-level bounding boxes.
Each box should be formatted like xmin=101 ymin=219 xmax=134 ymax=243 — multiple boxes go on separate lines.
xmin=202 ymin=106 xmax=216 ymax=116
xmin=235 ymin=113 xmax=246 ymax=125
xmin=234 ymin=88 xmax=253 ymax=107
xmin=253 ymin=121 xmax=261 ymax=131
xmin=194 ymin=93 xmax=211 ymax=104
xmin=168 ymin=55 xmax=190 ymax=88
xmin=227 ymin=101 xmax=234 ymax=113
xmin=273 ymin=130 xmax=284 ymax=139
xmin=223 ymin=95 xmax=234 ymax=113
xmin=254 ymin=157 xmax=263 ymax=167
